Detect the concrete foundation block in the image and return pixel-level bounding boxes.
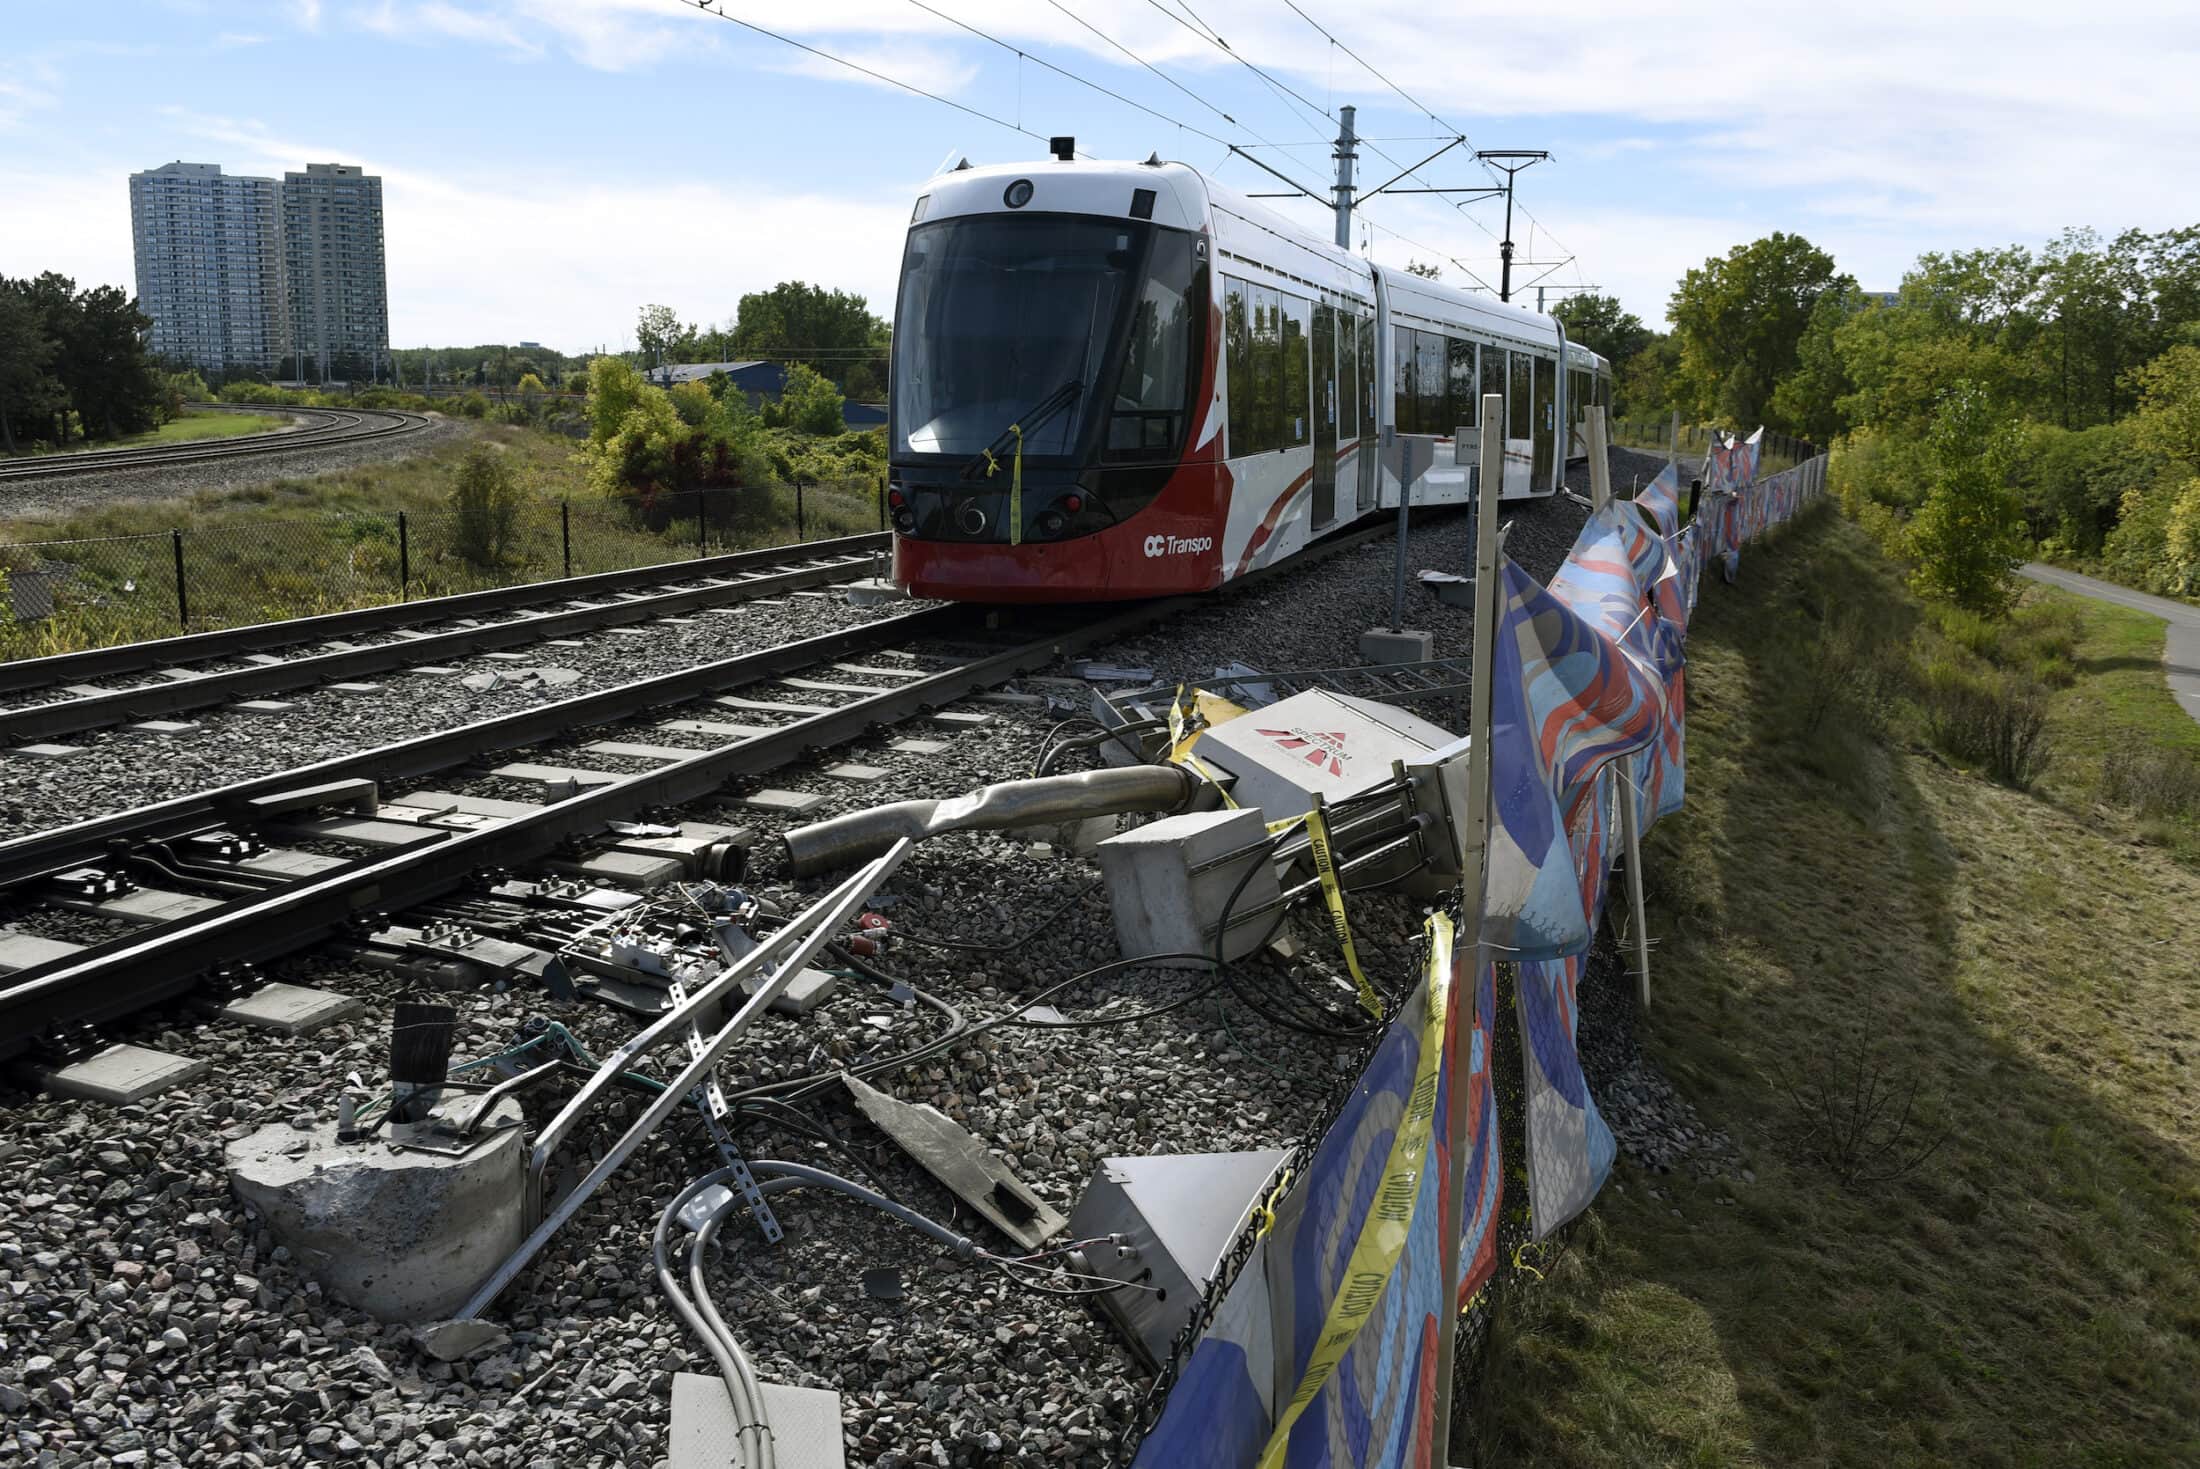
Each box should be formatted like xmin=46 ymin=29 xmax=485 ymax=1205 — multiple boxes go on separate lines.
xmin=1096 ymin=806 xmax=1282 ymax=968
xmin=128 ymin=720 xmax=199 ymax=737
xmin=546 ymin=848 xmax=688 ymax=890
xmin=29 ymin=1042 xmax=209 ymax=1103
xmin=890 ymin=738 xmax=952 ymax=756
xmin=231 ymin=699 xmax=298 ymax=716
xmin=1359 ymin=627 xmax=1435 ymax=665
xmin=11 ymin=743 xmax=84 ymax=760
xmin=825 ymin=763 xmax=889 ymax=782
xmin=225 ymin=1099 xmax=526 ymax=1323
xmin=845 ymin=578 xmax=909 ymax=609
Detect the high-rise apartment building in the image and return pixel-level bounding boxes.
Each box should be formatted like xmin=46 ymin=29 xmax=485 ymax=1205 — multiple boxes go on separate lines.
xmin=127 ymin=162 xmax=285 ymax=375
xmin=281 ymin=164 xmax=390 ymax=380
xmin=127 ymin=159 xmax=391 ymax=382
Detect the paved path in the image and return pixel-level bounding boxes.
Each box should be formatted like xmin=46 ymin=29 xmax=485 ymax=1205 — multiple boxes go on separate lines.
xmin=2020 ymin=562 xmax=2200 ymax=727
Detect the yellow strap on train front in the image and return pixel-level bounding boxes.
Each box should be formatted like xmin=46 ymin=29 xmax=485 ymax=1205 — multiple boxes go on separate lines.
xmin=1007 ymin=422 xmax=1024 ymax=547
xmin=1305 ymin=801 xmax=1381 ymax=1017
xmin=1254 ymin=912 xmax=1452 ymax=1469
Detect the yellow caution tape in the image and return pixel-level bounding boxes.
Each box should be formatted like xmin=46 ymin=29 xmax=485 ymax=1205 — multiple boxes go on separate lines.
xmin=1166 ymin=685 xmax=1239 ymax=807
xmin=1304 ymin=802 xmax=1381 ymax=1018
xmin=1007 ymin=423 xmax=1024 ymax=547
xmin=1254 ymin=912 xmax=1452 ymax=1469
xmin=1253 ymin=1166 xmax=1294 ymax=1239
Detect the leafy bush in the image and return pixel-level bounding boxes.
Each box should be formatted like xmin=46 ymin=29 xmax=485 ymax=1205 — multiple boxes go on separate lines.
xmin=449 ymin=445 xmax=523 ymax=566
xmin=455 ymin=391 xmax=491 ymax=420
xmin=768 ymin=362 xmax=846 ymax=436
xmin=1917 ymin=656 xmax=2053 ymax=787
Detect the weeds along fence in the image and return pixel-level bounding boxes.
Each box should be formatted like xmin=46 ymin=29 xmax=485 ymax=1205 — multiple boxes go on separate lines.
xmin=0 ymin=480 xmax=883 ymax=657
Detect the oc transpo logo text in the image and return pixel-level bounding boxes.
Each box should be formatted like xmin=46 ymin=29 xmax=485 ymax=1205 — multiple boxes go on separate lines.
xmin=1142 ymin=533 xmax=1213 ymax=558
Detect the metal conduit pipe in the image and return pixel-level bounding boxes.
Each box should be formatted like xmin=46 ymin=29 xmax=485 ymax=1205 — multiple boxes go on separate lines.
xmin=781 ymin=764 xmax=1200 ymax=876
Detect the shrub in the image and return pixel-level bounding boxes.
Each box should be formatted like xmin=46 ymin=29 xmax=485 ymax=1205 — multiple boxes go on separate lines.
xmin=455 ymin=391 xmax=491 ymax=420
xmin=1918 ymin=657 xmax=2053 ymax=787
xmin=2099 ymin=745 xmax=2200 ymax=820
xmin=1782 ymin=1002 xmax=1947 ymax=1189
xmin=1798 ymin=605 xmax=1893 ymax=737
xmin=449 ymin=445 xmax=523 ymax=566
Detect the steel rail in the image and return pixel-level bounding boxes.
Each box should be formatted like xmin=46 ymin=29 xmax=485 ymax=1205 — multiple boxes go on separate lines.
xmin=0 ymin=533 xmax=889 ymax=696
xmin=0 ymin=516 xmax=1397 ymax=1053
xmin=0 ymin=602 xmax=973 ymax=891
xmin=0 ymin=405 xmax=432 ymax=482
xmin=0 ymin=606 xmax=1118 ymax=1046
xmin=0 ymin=544 xmax=891 ymax=742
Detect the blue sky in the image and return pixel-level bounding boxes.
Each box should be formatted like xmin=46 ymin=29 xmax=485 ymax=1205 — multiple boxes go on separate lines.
xmin=4 ymin=1 xmax=2196 ymax=351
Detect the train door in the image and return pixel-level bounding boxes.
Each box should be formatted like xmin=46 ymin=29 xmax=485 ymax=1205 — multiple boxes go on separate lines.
xmin=1532 ymin=355 xmax=1557 ymax=492
xmin=1311 ymin=301 xmax=1337 ymax=527
xmin=1504 ymin=348 xmax=1533 ymax=497
xmin=1338 ymin=312 xmax=1359 ymax=517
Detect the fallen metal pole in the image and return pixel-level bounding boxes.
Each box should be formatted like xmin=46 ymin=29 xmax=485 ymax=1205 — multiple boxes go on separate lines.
xmin=463 ymin=840 xmax=913 ymax=1320
xmin=781 ymin=764 xmax=1197 ymax=876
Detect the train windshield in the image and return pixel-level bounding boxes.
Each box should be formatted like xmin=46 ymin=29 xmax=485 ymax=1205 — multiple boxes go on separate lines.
xmin=892 ymin=214 xmax=1200 ymax=463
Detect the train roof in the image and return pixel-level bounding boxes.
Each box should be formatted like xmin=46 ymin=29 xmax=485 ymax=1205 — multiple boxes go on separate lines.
xmin=909 ymin=153 xmax=1606 ymax=371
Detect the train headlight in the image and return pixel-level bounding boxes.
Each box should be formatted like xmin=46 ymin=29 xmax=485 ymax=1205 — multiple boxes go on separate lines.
xmin=1036 ymin=510 xmax=1066 ymax=538
xmin=955 ymin=501 xmax=988 ymax=536
xmin=892 ymin=507 xmax=916 ymax=534
xmin=1003 ymin=179 xmax=1035 ymax=209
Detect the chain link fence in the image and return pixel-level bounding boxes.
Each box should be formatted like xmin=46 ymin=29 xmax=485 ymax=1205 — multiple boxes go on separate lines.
xmin=0 ymin=480 xmax=884 ymax=658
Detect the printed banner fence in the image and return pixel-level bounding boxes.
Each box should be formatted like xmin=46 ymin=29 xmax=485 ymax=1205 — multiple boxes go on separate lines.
xmin=1128 ymin=426 xmax=1829 ymax=1468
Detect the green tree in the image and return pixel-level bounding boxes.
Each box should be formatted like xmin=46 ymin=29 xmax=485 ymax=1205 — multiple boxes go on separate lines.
xmin=2128 ymin=343 xmax=2200 ymax=470
xmin=770 ymin=362 xmax=846 ymax=436
xmin=1908 ymin=381 xmax=2026 ymax=615
xmin=1668 ymin=233 xmax=1851 ymax=431
xmin=585 ymin=356 xmax=650 ymax=445
xmin=730 ymin=281 xmax=889 ymax=393
xmin=635 ymin=303 xmax=684 ymax=374
xmin=1769 ymin=285 xmax=1861 ymax=446
xmin=1551 ymin=292 xmax=1650 ymax=368
xmin=1614 ymin=332 xmax=1680 ymax=419
xmin=0 ymin=285 xmax=59 ymax=454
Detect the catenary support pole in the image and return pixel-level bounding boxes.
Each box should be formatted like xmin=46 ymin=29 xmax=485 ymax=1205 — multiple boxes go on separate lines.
xmin=1432 ymin=392 xmax=1508 ymax=1442
xmin=1332 ymin=104 xmax=1357 ymax=250
xmin=1589 ymin=409 xmax=1655 ymax=1009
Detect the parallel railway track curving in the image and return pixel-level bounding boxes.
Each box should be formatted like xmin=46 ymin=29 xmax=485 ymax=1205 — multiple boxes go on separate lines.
xmin=0 ymin=402 xmax=433 ymax=483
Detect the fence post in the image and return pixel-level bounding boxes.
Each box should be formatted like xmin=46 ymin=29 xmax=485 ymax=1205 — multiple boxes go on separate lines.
xmin=697 ymin=493 xmax=707 ymax=559
xmin=397 ymin=510 xmax=410 ymax=603
xmin=171 ymin=529 xmax=189 ymax=631
xmin=561 ymin=500 xmax=572 ymax=579
xmin=878 ymin=482 xmax=887 ymax=533
xmin=796 ymin=479 xmax=806 ymax=542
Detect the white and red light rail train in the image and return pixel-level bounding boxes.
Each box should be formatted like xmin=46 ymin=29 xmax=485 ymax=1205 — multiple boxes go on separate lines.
xmin=886 ymin=146 xmax=1611 ymax=603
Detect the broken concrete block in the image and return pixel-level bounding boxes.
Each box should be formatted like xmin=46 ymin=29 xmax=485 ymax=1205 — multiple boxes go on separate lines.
xmin=414 ymin=1318 xmax=509 ymax=1362
xmin=225 ymin=1098 xmax=526 ymax=1322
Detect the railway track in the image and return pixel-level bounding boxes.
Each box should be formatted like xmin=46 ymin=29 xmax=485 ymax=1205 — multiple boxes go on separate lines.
xmin=0 ymin=532 xmax=891 ymax=742
xmin=0 ymin=519 xmax=1393 ymax=1067
xmin=0 ymin=403 xmax=433 ymax=482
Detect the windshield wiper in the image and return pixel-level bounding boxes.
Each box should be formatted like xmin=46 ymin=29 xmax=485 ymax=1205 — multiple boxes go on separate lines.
xmin=960 ymin=379 xmax=1083 ymax=480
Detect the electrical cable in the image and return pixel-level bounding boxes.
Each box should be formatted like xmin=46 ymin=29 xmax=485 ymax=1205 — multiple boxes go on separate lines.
xmin=885 ymin=877 xmax=1105 ymax=953
xmin=654 ymin=1169 xmax=776 ymax=1466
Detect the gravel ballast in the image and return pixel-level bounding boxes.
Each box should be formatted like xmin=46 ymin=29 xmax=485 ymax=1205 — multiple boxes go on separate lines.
xmin=0 ymin=448 xmax=1726 ymax=1468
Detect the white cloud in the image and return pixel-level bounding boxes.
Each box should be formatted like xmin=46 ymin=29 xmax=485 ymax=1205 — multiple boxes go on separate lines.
xmin=0 ymin=60 xmax=60 ymax=132
xmin=770 ymin=41 xmax=980 ymax=98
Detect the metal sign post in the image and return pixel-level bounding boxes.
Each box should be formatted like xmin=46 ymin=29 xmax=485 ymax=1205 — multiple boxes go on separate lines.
xmin=1431 ymin=393 xmax=1507 ymax=1443
xmin=1361 ymin=433 xmax=1434 ymax=665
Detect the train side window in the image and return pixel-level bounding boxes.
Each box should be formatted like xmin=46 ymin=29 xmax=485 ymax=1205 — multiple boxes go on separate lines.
xmin=1279 ymin=293 xmax=1311 ymax=448
xmin=1415 ymin=331 xmax=1444 ymax=436
xmin=1224 ymin=276 xmax=1253 ymax=458
xmin=1360 ymin=315 xmax=1376 ymax=431
xmin=1339 ymin=315 xmax=1358 ymax=442
xmin=1508 ymin=349 xmax=1532 ymax=445
xmin=1392 ymin=326 xmax=1417 ymax=436
xmin=1482 ymin=346 xmax=1508 ymax=439
xmin=1249 ymin=284 xmax=1282 ymax=456
xmin=1448 ymin=337 xmax=1477 ymax=429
